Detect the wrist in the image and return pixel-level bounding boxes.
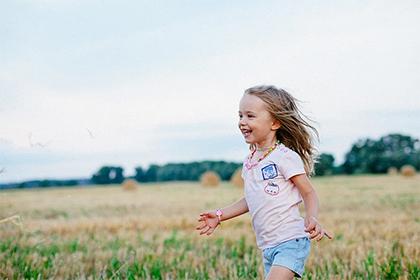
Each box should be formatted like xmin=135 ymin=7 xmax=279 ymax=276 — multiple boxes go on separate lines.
xmin=215 ymin=209 xmax=223 ymax=224
xmin=306 ymin=215 xmax=318 ymax=220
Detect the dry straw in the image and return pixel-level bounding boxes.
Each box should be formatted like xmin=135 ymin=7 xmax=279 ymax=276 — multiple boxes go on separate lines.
xmin=230 ymin=168 xmax=244 ymax=188
xmin=400 ymin=165 xmax=416 ymax=177
xmin=387 ymin=167 xmax=398 ymax=175
xmin=0 ymin=214 xmax=23 ymax=229
xmin=121 ymin=179 xmax=138 ymax=191
xmin=200 ymin=171 xmax=220 ymax=187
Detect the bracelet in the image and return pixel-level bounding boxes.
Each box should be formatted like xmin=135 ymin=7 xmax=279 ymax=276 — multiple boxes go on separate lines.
xmin=215 ymin=209 xmax=223 ymax=224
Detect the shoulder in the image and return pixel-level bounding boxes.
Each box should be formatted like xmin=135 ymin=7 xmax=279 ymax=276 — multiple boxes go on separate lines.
xmin=272 ymin=144 xmax=305 ymax=179
xmin=272 ymin=144 xmax=302 ymax=162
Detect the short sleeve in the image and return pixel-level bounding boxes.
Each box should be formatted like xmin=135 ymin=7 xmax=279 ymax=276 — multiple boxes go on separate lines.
xmin=241 ymin=156 xmax=248 ymax=179
xmin=278 ymin=150 xmax=306 ymax=180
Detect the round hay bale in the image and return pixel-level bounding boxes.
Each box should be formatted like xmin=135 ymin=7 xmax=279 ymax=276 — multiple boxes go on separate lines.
xmin=400 ymin=165 xmax=416 ymax=177
xmin=230 ymin=168 xmax=244 ymax=188
xmin=122 ymin=179 xmax=138 ymax=191
xmin=387 ymin=167 xmax=398 ymax=175
xmin=200 ymin=171 xmax=220 ymax=187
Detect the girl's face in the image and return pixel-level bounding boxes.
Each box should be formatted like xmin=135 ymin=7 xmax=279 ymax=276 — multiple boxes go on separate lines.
xmin=238 ymin=94 xmax=280 ymax=148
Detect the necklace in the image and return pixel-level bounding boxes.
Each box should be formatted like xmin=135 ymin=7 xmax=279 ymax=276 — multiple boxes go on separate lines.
xmin=256 ymin=146 xmax=272 ymax=152
xmin=245 ymin=141 xmax=280 ymax=170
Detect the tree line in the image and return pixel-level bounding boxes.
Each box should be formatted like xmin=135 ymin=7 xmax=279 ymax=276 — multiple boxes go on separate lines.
xmin=1 ymin=133 xmax=418 ymax=189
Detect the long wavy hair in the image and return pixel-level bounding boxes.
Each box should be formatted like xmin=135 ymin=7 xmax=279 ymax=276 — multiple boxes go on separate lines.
xmin=244 ymin=85 xmax=319 ymax=176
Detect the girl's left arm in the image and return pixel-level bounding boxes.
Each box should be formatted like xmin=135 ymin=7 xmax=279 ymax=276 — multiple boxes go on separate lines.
xmin=291 ymin=174 xmax=333 ymax=241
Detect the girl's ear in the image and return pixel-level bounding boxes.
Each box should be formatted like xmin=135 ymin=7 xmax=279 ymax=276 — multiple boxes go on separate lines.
xmin=271 ymin=120 xmax=281 ymax=130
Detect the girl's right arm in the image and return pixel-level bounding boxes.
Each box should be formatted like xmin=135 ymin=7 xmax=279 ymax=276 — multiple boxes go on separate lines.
xmin=196 ymin=197 xmax=249 ymax=236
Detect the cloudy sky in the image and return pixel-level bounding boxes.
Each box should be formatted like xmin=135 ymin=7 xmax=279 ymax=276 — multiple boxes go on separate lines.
xmin=1 ymin=0 xmax=419 ymax=183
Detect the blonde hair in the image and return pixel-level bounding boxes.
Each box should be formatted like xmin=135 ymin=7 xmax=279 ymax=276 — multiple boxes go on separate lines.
xmin=244 ymin=85 xmax=319 ymax=176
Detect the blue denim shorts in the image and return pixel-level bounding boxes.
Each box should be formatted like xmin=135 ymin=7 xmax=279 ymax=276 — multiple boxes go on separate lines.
xmin=262 ymin=237 xmax=311 ymax=278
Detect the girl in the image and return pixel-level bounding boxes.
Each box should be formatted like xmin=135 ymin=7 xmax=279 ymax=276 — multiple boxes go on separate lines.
xmin=196 ymin=85 xmax=333 ymax=279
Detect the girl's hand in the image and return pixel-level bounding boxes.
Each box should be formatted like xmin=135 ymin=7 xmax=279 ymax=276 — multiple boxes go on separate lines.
xmin=196 ymin=211 xmax=220 ymax=236
xmin=304 ymin=216 xmax=333 ymax=241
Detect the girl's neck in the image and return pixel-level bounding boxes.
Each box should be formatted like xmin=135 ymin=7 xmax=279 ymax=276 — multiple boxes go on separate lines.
xmin=255 ymin=139 xmax=279 ymax=151
xmin=245 ymin=140 xmax=280 ymax=170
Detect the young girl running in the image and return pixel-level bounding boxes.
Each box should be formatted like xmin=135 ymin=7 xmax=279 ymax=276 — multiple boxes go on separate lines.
xmin=196 ymin=85 xmax=333 ymax=279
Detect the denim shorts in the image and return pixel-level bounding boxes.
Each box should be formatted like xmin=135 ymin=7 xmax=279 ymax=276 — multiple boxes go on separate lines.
xmin=262 ymin=237 xmax=311 ymax=278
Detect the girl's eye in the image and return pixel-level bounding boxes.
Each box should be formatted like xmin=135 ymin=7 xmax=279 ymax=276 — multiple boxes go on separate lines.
xmin=248 ymin=115 xmax=255 ymax=118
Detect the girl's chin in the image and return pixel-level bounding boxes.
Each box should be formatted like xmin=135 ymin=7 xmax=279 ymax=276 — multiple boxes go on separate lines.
xmin=243 ymin=137 xmax=254 ymax=144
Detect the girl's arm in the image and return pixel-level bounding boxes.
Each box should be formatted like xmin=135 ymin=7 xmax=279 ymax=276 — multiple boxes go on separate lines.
xmin=196 ymin=197 xmax=249 ymax=236
xmin=217 ymin=197 xmax=249 ymax=222
xmin=291 ymin=174 xmax=333 ymax=241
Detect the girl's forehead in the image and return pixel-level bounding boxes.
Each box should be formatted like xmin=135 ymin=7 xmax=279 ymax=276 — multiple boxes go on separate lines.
xmin=239 ymin=94 xmax=267 ymax=110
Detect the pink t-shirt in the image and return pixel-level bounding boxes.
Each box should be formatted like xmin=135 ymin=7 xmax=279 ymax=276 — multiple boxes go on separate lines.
xmin=242 ymin=143 xmax=309 ymax=250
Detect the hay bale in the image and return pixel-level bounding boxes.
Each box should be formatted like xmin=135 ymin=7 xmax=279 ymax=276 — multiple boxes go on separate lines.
xmin=200 ymin=171 xmax=220 ymax=187
xmin=230 ymin=168 xmax=244 ymax=188
xmin=387 ymin=167 xmax=398 ymax=175
xmin=400 ymin=165 xmax=416 ymax=177
xmin=122 ymin=179 xmax=138 ymax=191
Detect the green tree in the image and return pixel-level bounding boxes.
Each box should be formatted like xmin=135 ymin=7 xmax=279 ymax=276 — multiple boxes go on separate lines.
xmin=342 ymin=133 xmax=419 ymax=174
xmin=135 ymin=161 xmax=242 ymax=182
xmin=134 ymin=167 xmax=147 ymax=182
xmin=144 ymin=164 xmax=159 ymax=182
xmin=91 ymin=166 xmax=124 ymax=184
xmin=314 ymin=153 xmax=335 ymax=176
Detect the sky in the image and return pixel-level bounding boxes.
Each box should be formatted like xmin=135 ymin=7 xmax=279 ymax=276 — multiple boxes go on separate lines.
xmin=1 ymin=0 xmax=419 ymax=183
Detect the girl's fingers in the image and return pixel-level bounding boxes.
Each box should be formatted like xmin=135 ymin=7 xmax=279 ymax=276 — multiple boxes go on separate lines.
xmin=307 ymin=221 xmax=334 ymax=241
xmin=206 ymin=226 xmax=216 ymax=236
xmin=196 ymin=223 xmax=206 ymax=230
xmin=309 ymin=227 xmax=319 ymax=239
xmin=306 ymin=219 xmax=334 ymax=240
xmin=315 ymin=230 xmax=324 ymax=241
xmin=304 ymin=220 xmax=316 ymax=232
xmin=308 ymin=230 xmax=315 ymax=239
xmin=200 ymin=225 xmax=210 ymax=235
xmin=324 ymin=230 xmax=334 ymax=239
xmin=313 ymin=229 xmax=334 ymax=241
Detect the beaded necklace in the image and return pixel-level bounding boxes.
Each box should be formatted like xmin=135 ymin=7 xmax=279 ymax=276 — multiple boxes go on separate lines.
xmin=245 ymin=141 xmax=280 ymax=170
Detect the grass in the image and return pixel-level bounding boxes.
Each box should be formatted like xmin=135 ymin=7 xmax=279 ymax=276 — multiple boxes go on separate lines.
xmin=0 ymin=175 xmax=419 ymax=279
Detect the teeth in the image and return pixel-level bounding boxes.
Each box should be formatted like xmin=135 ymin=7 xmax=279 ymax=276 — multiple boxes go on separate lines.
xmin=242 ymin=129 xmax=251 ymax=136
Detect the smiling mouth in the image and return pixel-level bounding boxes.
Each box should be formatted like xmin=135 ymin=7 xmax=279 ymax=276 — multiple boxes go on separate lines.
xmin=241 ymin=129 xmax=252 ymax=137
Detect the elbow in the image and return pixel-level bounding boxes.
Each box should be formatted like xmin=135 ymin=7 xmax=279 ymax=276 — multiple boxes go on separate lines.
xmin=301 ymin=188 xmax=317 ymax=201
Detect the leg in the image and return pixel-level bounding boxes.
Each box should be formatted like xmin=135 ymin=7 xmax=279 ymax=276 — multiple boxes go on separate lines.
xmin=267 ymin=237 xmax=311 ymax=279
xmin=266 ymin=265 xmax=295 ymax=280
